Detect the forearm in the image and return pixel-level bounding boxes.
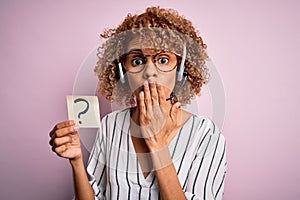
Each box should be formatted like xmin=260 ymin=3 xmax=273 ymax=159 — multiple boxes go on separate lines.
xmin=152 ymin=149 xmax=187 ymax=200
xmin=70 ymin=158 xmax=95 ymax=200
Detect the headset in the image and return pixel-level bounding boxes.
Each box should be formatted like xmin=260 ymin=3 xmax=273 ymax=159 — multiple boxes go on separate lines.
xmin=117 ymin=45 xmax=188 ymax=104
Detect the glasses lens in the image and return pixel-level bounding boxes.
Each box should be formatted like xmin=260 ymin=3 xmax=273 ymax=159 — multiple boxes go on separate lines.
xmin=123 ymin=50 xmax=178 ymax=73
xmin=154 ymin=52 xmax=177 ymax=72
xmin=124 ymin=51 xmax=145 ymax=73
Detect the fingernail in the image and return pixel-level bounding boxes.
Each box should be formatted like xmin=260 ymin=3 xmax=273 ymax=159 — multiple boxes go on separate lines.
xmin=144 ymin=80 xmax=149 ymax=87
xmin=140 ymin=91 xmax=144 ymax=97
xmin=74 ymin=126 xmax=80 ymax=132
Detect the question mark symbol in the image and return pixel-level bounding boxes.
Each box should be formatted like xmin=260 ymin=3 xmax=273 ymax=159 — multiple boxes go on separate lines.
xmin=74 ymin=98 xmax=89 ymax=124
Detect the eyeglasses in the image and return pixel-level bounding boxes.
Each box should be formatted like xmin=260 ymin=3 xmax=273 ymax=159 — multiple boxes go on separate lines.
xmin=121 ymin=49 xmax=178 ymax=73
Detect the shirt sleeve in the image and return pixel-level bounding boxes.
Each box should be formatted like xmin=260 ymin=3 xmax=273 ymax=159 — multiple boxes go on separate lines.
xmin=86 ymin=116 xmax=108 ymax=200
xmin=183 ymin=119 xmax=227 ymax=200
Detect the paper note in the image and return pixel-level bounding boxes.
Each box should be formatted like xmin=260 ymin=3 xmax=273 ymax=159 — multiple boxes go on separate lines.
xmin=66 ymin=96 xmax=101 ymax=128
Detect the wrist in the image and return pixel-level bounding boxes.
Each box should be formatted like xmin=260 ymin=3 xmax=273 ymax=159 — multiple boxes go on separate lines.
xmin=150 ymin=147 xmax=172 ymax=170
xmin=69 ymin=156 xmax=84 ymax=170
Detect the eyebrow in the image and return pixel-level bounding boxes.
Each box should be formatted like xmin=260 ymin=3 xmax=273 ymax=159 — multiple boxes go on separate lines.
xmin=126 ymin=48 xmax=143 ymax=54
xmin=126 ymin=48 xmax=168 ymax=56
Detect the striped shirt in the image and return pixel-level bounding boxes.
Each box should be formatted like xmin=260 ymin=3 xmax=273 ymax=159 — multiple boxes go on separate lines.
xmin=86 ymin=108 xmax=226 ymax=200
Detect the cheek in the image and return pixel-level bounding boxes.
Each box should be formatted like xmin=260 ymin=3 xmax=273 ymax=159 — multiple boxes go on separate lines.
xmin=127 ymin=74 xmax=143 ymax=93
xmin=158 ymin=72 xmax=177 ymax=92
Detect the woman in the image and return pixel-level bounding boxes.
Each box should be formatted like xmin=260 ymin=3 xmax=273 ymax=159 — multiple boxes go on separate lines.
xmin=49 ymin=7 xmax=226 ymax=200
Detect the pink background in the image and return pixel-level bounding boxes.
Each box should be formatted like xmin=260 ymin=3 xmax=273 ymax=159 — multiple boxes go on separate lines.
xmin=1 ymin=0 xmax=299 ymax=199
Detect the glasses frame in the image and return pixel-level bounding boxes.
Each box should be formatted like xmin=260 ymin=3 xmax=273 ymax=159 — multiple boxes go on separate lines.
xmin=120 ymin=49 xmax=181 ymax=73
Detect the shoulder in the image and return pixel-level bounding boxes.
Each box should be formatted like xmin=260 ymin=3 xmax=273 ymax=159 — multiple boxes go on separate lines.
xmin=101 ymin=108 xmax=130 ymax=123
xmin=185 ymin=114 xmax=225 ymax=154
xmin=190 ymin=114 xmax=222 ymax=136
xmin=100 ymin=108 xmax=131 ymax=139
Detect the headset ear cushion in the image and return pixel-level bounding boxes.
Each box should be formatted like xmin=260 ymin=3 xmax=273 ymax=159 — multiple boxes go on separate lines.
xmin=177 ymin=45 xmax=187 ymax=81
xmin=118 ymin=62 xmax=126 ymax=84
xmin=183 ymin=71 xmax=188 ymax=77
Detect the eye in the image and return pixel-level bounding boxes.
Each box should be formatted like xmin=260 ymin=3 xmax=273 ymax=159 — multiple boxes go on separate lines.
xmin=131 ymin=57 xmax=145 ymax=66
xmin=157 ymin=57 xmax=169 ymax=65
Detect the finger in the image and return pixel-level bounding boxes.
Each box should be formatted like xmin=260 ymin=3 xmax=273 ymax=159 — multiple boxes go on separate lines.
xmin=157 ymin=83 xmax=167 ymax=106
xmin=170 ymin=102 xmax=181 ymax=121
xmin=52 ymin=143 xmax=70 ymax=155
xmin=49 ymin=129 xmax=72 ymax=146
xmin=49 ymin=120 xmax=76 ymax=137
xmin=56 ymin=120 xmax=76 ymax=129
xmin=149 ymin=80 xmax=159 ymax=105
xmin=50 ymin=125 xmax=79 ymax=146
xmin=138 ymin=90 xmax=146 ymax=117
xmin=52 ymin=125 xmax=79 ymax=139
xmin=51 ymin=135 xmax=73 ymax=147
xmin=143 ymin=80 xmax=152 ymax=111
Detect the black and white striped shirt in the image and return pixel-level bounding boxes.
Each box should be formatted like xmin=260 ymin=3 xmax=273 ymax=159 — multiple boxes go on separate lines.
xmin=86 ymin=108 xmax=226 ymax=200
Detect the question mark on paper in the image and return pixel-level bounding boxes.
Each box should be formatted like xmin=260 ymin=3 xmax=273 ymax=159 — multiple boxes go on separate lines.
xmin=74 ymin=98 xmax=89 ymax=124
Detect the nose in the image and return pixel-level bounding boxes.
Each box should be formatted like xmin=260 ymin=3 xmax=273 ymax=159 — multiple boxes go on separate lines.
xmin=142 ymin=57 xmax=158 ymax=79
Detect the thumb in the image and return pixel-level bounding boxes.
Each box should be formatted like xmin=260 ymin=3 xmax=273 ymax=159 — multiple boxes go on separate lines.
xmin=170 ymin=102 xmax=181 ymax=121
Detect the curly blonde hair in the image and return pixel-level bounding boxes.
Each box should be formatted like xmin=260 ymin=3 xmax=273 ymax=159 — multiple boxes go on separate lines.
xmin=94 ymin=6 xmax=210 ymax=106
